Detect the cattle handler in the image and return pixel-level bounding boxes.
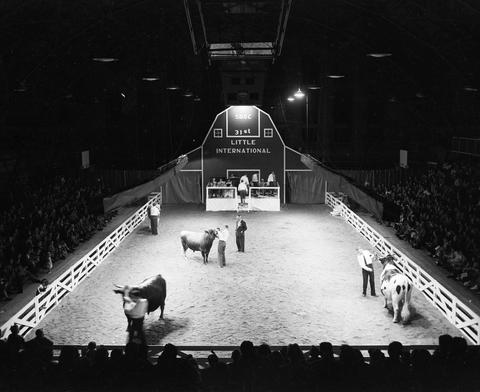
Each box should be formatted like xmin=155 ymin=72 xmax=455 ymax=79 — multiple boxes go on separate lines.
xmin=235 ymin=214 xmax=247 ymax=252
xmin=124 ymin=293 xmax=148 ymax=344
xmin=217 ymin=225 xmax=229 ymax=267
xmin=357 ymin=248 xmax=377 ymax=297
xmin=149 ymin=202 xmax=160 ymax=235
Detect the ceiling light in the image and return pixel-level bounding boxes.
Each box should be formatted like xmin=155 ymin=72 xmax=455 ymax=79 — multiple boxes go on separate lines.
xmin=463 ymin=86 xmax=478 ymax=92
xmin=327 ymin=75 xmax=345 ymax=79
xmin=193 ymin=96 xmax=201 ymax=102
xmin=166 ymin=85 xmax=180 ymax=90
xmin=142 ymin=77 xmax=159 ymax=81
xmin=294 ymin=88 xmax=305 ymax=99
xmin=92 ymin=57 xmax=119 ymax=63
xmin=367 ymin=53 xmax=392 ymax=58
xmin=183 ymin=90 xmax=193 ymax=97
xmin=287 ymin=96 xmax=295 ymax=102
xmin=120 ymin=92 xmax=126 ymax=98
xmin=307 ymin=85 xmax=322 ymax=90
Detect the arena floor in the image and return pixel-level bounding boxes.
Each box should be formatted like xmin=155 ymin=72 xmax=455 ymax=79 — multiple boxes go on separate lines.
xmin=34 ymin=204 xmax=458 ymax=346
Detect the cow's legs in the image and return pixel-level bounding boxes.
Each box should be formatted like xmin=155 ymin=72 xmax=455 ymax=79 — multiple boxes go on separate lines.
xmin=159 ymin=303 xmax=164 ymax=319
xmin=392 ymin=298 xmax=401 ymax=323
xmin=383 ymin=296 xmax=388 ymax=309
xmin=181 ymin=240 xmax=189 ymax=260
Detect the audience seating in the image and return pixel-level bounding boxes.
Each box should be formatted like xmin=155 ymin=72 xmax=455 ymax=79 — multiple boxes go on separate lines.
xmin=373 ymin=162 xmax=480 ymax=293
xmin=1 ymin=331 xmax=479 ymax=391
xmin=0 ymin=174 xmax=116 ymax=302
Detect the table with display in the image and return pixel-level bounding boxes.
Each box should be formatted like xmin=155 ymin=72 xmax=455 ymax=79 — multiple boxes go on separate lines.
xmin=205 ymin=186 xmax=280 ymax=211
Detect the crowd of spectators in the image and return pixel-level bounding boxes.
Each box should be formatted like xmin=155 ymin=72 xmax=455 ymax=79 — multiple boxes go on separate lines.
xmin=373 ymin=161 xmax=480 ymax=292
xmin=0 ymin=330 xmax=479 ymax=391
xmin=0 ymin=174 xmax=116 ymax=301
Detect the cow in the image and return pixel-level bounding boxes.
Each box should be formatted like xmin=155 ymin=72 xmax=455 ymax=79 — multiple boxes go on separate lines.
xmin=379 ymin=255 xmax=412 ymax=324
xmin=114 ymin=274 xmax=167 ymax=330
xmin=180 ymin=229 xmax=217 ymax=264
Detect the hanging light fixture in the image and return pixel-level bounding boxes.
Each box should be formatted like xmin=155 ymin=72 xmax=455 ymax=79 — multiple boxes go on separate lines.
xmin=287 ymin=96 xmax=295 ymax=102
xmin=294 ymin=88 xmax=305 ymax=99
xmin=166 ymin=84 xmax=180 ymax=90
xmin=367 ymin=53 xmax=392 ymax=58
xmin=92 ymin=57 xmax=119 ymax=63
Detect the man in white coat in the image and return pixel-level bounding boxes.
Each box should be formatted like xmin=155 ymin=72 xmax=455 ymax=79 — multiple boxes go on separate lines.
xmin=357 ymin=248 xmax=377 ymax=297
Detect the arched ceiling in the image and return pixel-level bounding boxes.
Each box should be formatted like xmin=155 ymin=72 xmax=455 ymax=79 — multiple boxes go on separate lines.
xmin=1 ymin=1 xmax=478 ymax=100
xmin=0 ymin=0 xmax=479 ymax=165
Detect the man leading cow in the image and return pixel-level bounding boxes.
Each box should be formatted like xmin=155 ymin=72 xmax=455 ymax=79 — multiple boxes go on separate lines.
xmin=357 ymin=248 xmax=377 ymax=297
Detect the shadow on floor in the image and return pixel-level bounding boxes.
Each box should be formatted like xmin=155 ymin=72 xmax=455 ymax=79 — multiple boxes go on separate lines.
xmin=144 ymin=316 xmax=189 ymax=345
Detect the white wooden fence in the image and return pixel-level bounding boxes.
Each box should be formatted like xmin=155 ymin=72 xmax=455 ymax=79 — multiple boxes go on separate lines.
xmin=0 ymin=192 xmax=162 ymax=339
xmin=325 ymin=191 xmax=480 ymax=345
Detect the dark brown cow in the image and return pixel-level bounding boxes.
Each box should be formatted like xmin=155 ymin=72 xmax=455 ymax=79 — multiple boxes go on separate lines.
xmin=180 ymin=229 xmax=217 ymax=264
xmin=114 ymin=274 xmax=167 ymax=322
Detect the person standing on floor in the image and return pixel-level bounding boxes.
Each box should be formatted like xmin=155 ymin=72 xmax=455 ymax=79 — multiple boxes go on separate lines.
xmin=149 ymin=202 xmax=160 ymax=235
xmin=123 ymin=292 xmax=148 ymax=345
xmin=235 ymin=214 xmax=247 ymax=252
xmin=217 ymin=225 xmax=229 ymax=267
xmin=357 ymin=248 xmax=377 ymax=297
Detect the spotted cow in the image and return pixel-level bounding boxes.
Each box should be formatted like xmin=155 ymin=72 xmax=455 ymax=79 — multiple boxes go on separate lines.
xmin=379 ymin=255 xmax=412 ymax=324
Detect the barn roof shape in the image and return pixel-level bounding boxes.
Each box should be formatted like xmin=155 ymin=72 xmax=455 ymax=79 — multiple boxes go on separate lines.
xmin=201 ymin=105 xmax=285 ymax=146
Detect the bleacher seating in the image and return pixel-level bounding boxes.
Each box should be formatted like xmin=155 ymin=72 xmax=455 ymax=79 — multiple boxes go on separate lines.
xmin=0 ymin=174 xmax=117 ymax=302
xmin=373 ymin=161 xmax=480 ymax=293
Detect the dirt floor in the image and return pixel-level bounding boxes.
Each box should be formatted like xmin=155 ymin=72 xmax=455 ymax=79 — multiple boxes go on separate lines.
xmin=33 ymin=204 xmax=459 ymax=346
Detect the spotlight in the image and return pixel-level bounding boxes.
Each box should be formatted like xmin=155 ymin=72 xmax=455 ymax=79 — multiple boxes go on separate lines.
xmin=294 ymin=88 xmax=305 ymax=99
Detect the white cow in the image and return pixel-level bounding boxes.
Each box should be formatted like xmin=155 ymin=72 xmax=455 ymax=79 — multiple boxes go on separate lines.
xmin=379 ymin=255 xmax=412 ymax=324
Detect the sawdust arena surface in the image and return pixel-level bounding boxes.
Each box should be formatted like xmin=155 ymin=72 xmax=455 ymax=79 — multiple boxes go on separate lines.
xmin=33 ymin=204 xmax=458 ymax=346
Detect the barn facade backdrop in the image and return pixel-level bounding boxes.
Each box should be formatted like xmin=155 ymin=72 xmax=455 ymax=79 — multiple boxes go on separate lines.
xmin=163 ymin=105 xmax=324 ymax=205
xmin=104 ymin=105 xmax=389 ymax=213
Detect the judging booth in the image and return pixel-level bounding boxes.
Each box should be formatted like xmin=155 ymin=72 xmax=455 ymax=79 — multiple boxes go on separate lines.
xmin=179 ymin=105 xmax=304 ymax=211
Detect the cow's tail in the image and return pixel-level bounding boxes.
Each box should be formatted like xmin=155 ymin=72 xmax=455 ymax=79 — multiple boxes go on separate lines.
xmin=401 ymin=280 xmax=412 ymax=323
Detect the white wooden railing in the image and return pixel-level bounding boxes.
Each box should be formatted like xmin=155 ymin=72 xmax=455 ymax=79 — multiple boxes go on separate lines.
xmin=0 ymin=192 xmax=162 ymax=339
xmin=325 ymin=191 xmax=480 ymax=345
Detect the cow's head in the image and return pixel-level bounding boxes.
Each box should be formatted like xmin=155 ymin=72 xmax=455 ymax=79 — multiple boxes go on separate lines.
xmin=205 ymin=229 xmax=218 ymax=239
xmin=379 ymin=254 xmax=395 ymax=268
xmin=113 ymin=284 xmax=142 ymax=303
